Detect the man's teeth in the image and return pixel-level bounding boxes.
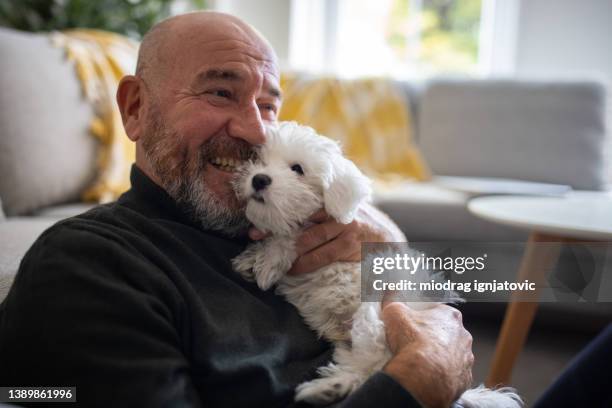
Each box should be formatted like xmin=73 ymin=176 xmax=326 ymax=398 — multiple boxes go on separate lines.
xmin=210 ymin=157 xmax=244 ymax=171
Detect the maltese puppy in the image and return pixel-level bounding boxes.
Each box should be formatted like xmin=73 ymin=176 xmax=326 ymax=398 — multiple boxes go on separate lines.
xmin=232 ymin=122 xmax=522 ymax=407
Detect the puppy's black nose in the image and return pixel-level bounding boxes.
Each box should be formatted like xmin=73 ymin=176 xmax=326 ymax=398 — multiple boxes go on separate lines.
xmin=252 ymin=174 xmax=272 ymax=191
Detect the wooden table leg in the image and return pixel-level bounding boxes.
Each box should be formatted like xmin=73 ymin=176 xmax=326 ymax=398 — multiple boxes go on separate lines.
xmin=486 ymin=232 xmax=564 ymax=387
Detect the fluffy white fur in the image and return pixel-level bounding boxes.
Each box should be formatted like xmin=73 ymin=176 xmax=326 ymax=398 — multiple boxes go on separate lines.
xmin=232 ymin=122 xmax=522 ymax=407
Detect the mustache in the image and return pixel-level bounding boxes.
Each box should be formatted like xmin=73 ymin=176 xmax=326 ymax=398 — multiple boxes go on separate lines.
xmin=199 ymin=135 xmax=258 ymax=162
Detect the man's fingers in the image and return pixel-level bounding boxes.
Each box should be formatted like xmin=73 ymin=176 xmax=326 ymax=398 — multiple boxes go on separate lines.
xmin=467 ymin=351 xmax=475 ymax=368
xmin=464 ymin=327 xmax=473 ymax=348
xmin=288 ymin=250 xmax=331 ymax=276
xmin=451 ymin=307 xmax=463 ymax=324
xmin=380 ymin=302 xmax=417 ymax=353
xmin=295 ymin=222 xmax=345 ymax=256
xmin=289 ymin=232 xmax=357 ymax=275
xmin=381 ymin=291 xmax=405 ymax=309
xmin=381 ymin=301 xmax=411 ymax=321
xmin=381 ymin=303 xmax=475 ymax=406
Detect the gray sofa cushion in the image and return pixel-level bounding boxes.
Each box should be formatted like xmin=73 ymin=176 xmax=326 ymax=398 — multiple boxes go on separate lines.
xmin=33 ymin=203 xmax=96 ymax=219
xmin=0 ymin=27 xmax=98 ymax=216
xmin=0 ymin=218 xmax=56 ymax=303
xmin=419 ymin=79 xmax=607 ymax=190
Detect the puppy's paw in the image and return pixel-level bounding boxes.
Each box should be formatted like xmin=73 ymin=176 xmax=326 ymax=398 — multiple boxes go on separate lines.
xmin=252 ymin=249 xmax=293 ymax=291
xmin=457 ymin=385 xmax=523 ymax=408
xmin=232 ymin=248 xmax=258 ymax=281
xmin=233 ymin=239 xmax=295 ymax=290
xmin=295 ymin=377 xmax=352 ymax=405
xmin=252 ymin=262 xmax=286 ymax=290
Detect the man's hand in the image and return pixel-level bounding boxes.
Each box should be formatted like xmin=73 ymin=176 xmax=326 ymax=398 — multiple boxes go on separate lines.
xmin=248 ymin=203 xmax=406 ymax=275
xmin=381 ymin=302 xmax=474 ymax=408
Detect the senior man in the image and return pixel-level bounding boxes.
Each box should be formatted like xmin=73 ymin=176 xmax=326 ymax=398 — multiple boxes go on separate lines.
xmin=0 ymin=11 xmax=473 ymax=408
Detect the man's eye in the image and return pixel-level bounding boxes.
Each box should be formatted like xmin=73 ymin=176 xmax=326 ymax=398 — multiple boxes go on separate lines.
xmin=290 ymin=164 xmax=304 ymax=175
xmin=259 ymin=103 xmax=276 ymax=112
xmin=208 ymin=89 xmax=232 ymax=98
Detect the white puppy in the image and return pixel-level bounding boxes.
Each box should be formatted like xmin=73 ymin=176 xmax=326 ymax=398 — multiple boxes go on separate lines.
xmin=232 ymin=122 xmax=522 ymax=407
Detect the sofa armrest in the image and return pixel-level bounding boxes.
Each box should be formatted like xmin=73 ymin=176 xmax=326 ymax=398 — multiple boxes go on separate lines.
xmin=0 ymin=218 xmax=55 ymax=303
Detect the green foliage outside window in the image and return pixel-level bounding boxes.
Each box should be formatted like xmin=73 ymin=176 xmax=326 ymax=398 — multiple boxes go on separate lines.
xmin=387 ymin=0 xmax=482 ymax=74
xmin=0 ymin=0 xmax=206 ymax=39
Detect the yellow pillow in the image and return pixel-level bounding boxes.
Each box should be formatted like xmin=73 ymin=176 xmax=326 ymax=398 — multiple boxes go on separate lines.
xmin=279 ymin=73 xmax=430 ymax=181
xmin=51 ymin=29 xmax=138 ymax=203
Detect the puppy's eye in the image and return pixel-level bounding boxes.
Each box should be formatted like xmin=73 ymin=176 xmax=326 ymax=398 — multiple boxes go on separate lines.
xmin=290 ymin=164 xmax=304 ymax=175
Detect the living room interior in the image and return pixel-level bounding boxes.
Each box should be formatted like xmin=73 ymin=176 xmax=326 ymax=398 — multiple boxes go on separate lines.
xmin=0 ymin=0 xmax=610 ymax=406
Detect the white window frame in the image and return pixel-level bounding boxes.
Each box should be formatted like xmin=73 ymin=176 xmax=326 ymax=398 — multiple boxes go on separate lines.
xmin=478 ymin=0 xmax=521 ymax=76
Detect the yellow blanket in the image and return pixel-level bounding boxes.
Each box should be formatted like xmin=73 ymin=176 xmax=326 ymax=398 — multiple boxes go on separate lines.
xmin=51 ymin=29 xmax=138 ymax=203
xmin=280 ymin=73 xmax=430 ymax=182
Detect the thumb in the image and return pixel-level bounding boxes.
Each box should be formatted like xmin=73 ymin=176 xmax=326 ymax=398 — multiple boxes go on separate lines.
xmin=380 ymin=301 xmax=416 ymax=354
xmin=381 ymin=289 xmax=404 ymax=309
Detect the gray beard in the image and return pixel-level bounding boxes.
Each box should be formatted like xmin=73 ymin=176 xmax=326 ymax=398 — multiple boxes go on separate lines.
xmin=141 ymin=109 xmax=251 ymax=237
xmin=168 ymin=167 xmax=251 ymax=237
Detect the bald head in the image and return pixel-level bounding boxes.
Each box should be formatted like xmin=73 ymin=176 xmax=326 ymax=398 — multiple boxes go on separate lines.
xmin=136 ymin=11 xmax=277 ymax=90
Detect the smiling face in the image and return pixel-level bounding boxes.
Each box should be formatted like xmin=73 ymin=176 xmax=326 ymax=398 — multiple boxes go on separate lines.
xmin=119 ymin=12 xmax=281 ymax=235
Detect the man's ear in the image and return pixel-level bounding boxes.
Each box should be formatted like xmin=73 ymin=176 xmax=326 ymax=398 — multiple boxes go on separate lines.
xmin=116 ymin=75 xmax=146 ymax=142
xmin=323 ymin=155 xmax=372 ymax=224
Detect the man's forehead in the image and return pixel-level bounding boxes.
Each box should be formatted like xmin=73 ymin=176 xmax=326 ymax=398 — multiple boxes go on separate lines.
xmin=191 ymin=36 xmax=277 ymax=66
xmin=168 ymin=15 xmax=277 ymax=63
xmin=173 ymin=32 xmax=277 ymax=77
xmin=153 ymin=13 xmax=280 ymax=92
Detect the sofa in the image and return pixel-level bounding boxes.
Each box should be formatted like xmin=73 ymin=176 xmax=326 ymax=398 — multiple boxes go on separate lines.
xmin=1 ymin=27 xmax=610 ymax=323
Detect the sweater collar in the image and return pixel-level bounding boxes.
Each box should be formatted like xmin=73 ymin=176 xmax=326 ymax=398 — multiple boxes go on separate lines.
xmin=120 ymin=165 xmax=250 ymax=242
xmin=124 ymin=165 xmax=185 ymax=218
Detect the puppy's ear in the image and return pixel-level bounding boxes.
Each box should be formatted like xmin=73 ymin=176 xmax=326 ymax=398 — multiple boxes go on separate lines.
xmin=323 ymin=155 xmax=372 ymax=224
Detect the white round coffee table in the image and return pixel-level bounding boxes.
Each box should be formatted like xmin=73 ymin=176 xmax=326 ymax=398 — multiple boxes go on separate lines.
xmin=468 ymin=193 xmax=612 ymax=386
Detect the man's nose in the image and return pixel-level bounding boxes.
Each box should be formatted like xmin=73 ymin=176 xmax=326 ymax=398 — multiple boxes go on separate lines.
xmin=228 ymin=101 xmax=266 ymax=145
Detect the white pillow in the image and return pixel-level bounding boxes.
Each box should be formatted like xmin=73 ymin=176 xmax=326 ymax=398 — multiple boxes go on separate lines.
xmin=0 ymin=28 xmax=98 ymax=216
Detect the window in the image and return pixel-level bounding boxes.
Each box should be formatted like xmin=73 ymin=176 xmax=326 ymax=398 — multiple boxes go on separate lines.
xmin=289 ymin=0 xmax=519 ymax=78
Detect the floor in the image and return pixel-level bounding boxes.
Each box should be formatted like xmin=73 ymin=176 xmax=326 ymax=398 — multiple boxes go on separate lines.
xmin=463 ymin=314 xmax=600 ymax=407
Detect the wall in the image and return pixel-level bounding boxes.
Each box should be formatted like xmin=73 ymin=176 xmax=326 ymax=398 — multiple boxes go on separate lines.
xmin=514 ymin=0 xmax=612 ymax=183
xmin=514 ymin=0 xmax=612 ymax=80
xmin=212 ymin=0 xmax=291 ymax=64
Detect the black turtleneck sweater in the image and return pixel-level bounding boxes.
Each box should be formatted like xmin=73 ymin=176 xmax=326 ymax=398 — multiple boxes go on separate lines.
xmin=0 ymin=166 xmax=419 ymax=408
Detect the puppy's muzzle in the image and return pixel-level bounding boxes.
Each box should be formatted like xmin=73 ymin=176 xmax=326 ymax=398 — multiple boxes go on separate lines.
xmin=252 ymin=174 xmax=272 ymax=191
